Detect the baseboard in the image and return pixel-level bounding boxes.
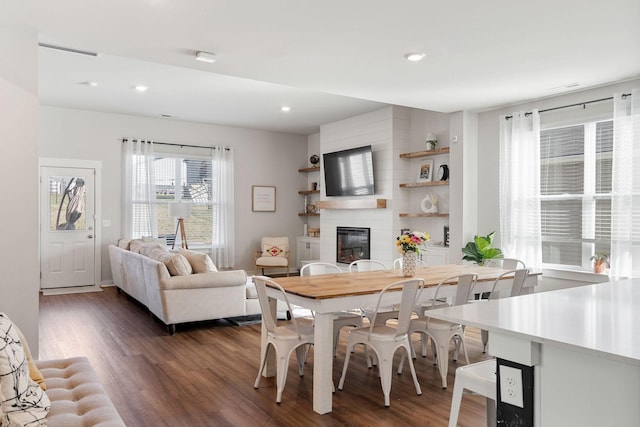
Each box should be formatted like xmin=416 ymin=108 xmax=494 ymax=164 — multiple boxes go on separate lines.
xmin=41 ymin=285 xmax=103 ymax=296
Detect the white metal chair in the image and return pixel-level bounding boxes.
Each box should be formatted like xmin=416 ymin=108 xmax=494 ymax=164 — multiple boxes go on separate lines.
xmin=448 ymin=359 xmax=496 ymax=427
xmin=485 ymin=257 xmax=526 ymax=270
xmin=254 ymin=237 xmax=290 ymax=276
xmin=402 ymin=273 xmax=478 ymax=388
xmin=349 ymin=260 xmax=400 ymax=329
xmin=479 ymin=268 xmax=530 ymax=352
xmin=338 ymin=278 xmax=424 ymax=407
xmin=253 ymin=276 xmax=314 ymax=403
xmin=300 ymin=262 xmax=363 ymax=356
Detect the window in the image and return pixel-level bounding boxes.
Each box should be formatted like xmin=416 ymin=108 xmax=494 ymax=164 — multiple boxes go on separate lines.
xmin=131 ymin=154 xmax=215 ymax=246
xmin=540 ymin=120 xmax=613 ymax=269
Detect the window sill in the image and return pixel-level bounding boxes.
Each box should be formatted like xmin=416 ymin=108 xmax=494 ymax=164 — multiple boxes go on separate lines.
xmin=541 ymin=267 xmax=617 ymax=283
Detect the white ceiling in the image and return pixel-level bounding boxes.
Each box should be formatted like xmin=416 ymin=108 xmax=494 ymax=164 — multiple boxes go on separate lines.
xmin=3 ymin=0 xmax=640 ymax=135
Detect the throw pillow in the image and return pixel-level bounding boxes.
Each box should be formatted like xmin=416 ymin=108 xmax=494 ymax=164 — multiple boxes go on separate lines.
xmin=262 ymin=244 xmax=287 ymax=257
xmin=128 ymin=239 xmax=146 ymax=253
xmin=0 ymin=313 xmax=50 ymax=426
xmin=138 ymin=243 xmax=169 ymax=258
xmin=117 ymin=238 xmax=132 ymax=250
xmin=177 ymin=249 xmax=217 ymax=273
xmin=13 ymin=326 xmax=46 ymax=391
xmin=150 ymin=252 xmax=193 ymax=276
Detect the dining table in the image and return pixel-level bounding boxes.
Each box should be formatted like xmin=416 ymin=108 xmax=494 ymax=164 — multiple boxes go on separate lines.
xmin=260 ymin=263 xmax=540 ymax=414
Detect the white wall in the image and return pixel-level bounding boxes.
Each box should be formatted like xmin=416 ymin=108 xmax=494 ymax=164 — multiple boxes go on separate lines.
xmin=38 ymin=106 xmax=308 ymax=276
xmin=0 ymin=26 xmax=40 ymax=354
xmin=319 ymin=107 xmax=396 ymax=266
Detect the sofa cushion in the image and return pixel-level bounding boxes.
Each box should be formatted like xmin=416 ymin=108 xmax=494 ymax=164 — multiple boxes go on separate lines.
xmin=255 ymin=256 xmax=289 ymax=267
xmin=176 ymin=249 xmax=217 ymax=273
xmin=117 ymin=238 xmax=132 ymax=250
xmin=0 ymin=313 xmax=51 ymax=426
xmin=150 ymin=251 xmax=193 ymax=276
xmin=138 ymin=243 xmax=169 ymax=258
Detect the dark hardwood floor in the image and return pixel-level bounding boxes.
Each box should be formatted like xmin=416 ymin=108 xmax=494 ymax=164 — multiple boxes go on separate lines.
xmin=39 ymin=287 xmax=491 ymax=427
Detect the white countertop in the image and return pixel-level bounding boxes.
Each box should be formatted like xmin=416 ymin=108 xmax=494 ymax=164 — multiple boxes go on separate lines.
xmin=426 ymin=278 xmax=640 ymax=365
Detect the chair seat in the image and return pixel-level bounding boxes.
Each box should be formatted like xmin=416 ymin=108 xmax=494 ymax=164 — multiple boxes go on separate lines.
xmin=349 ymin=324 xmax=408 ymax=341
xmin=270 ymin=323 xmax=315 ymax=340
xmin=255 ymin=256 xmax=289 ymax=267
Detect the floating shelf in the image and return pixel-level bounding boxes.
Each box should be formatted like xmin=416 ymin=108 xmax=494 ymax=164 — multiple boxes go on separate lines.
xmin=399 ymin=181 xmax=449 ymax=188
xmin=298 ymin=213 xmax=320 ymax=217
xmin=298 ymin=166 xmax=320 ymax=173
xmin=399 ymin=147 xmax=450 ymax=159
xmin=399 ymin=213 xmax=449 ymax=218
xmin=316 ymin=199 xmax=387 ymax=210
xmin=298 ymin=190 xmax=320 ymax=195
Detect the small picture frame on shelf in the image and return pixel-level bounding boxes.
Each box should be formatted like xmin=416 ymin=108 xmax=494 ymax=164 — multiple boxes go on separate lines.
xmin=417 ymin=160 xmax=434 ymax=183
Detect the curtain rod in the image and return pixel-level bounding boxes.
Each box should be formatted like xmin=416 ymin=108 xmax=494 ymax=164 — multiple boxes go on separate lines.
xmin=122 ymin=138 xmax=229 ymax=151
xmin=505 ymin=92 xmax=632 ymax=120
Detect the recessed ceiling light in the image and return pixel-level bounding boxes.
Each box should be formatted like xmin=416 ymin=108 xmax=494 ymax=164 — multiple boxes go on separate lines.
xmin=404 ymin=52 xmax=426 ymax=62
xmin=134 ymin=85 xmax=148 ymax=92
xmin=195 ymin=51 xmax=217 ymax=63
xmin=87 ymin=81 xmax=98 ymax=87
xmin=281 ymin=106 xmax=291 ymax=113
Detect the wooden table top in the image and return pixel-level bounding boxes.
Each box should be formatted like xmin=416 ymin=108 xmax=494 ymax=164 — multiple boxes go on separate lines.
xmin=268 ymin=264 xmax=539 ymax=299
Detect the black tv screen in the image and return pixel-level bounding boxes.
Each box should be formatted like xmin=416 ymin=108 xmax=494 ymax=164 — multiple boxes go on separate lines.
xmin=323 ymin=145 xmax=375 ymax=197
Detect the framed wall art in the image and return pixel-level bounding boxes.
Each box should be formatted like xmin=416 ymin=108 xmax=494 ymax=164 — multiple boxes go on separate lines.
xmin=252 ymin=185 xmax=276 ymax=212
xmin=417 ymin=160 xmax=434 ymax=183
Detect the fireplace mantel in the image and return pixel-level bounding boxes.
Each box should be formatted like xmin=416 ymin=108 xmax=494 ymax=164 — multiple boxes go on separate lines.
xmin=316 ymin=199 xmax=387 ymax=210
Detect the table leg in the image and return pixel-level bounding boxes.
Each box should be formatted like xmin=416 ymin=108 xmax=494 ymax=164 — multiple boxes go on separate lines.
xmin=313 ymin=312 xmax=334 ymax=414
xmin=261 ymin=296 xmax=278 ymax=378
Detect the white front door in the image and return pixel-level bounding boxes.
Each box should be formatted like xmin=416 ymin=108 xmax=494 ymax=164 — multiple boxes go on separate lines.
xmin=40 ymin=166 xmax=96 ymax=289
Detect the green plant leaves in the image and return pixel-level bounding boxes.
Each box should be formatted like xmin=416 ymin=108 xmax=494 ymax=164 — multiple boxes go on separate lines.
xmin=461 ymin=231 xmax=503 ymax=265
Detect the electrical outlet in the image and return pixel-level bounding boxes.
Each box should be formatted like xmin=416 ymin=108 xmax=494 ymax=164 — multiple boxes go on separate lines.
xmin=499 ymin=365 xmax=524 ymax=408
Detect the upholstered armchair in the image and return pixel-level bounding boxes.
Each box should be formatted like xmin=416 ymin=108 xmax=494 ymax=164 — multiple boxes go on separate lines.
xmin=254 ymin=236 xmax=290 ymax=276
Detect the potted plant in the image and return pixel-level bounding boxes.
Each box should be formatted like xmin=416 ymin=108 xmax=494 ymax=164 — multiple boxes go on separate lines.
xmin=590 ymin=252 xmax=609 ymax=274
xmin=425 ymin=135 xmax=438 ymax=151
xmin=461 ymin=231 xmax=504 ymax=266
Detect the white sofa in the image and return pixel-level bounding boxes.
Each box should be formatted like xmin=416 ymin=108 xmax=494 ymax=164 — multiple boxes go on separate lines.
xmin=109 ymin=243 xmax=263 ymax=333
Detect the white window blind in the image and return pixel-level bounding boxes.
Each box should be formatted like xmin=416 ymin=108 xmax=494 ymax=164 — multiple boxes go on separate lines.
xmin=540 ymin=120 xmax=613 ymax=268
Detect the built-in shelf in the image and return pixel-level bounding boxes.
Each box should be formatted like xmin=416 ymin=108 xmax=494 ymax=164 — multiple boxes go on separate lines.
xmin=298 ymin=213 xmax=320 ymax=217
xmin=298 ymin=190 xmax=320 ymax=195
xmin=316 ymin=198 xmax=387 ymax=210
xmin=399 ymin=147 xmax=450 ymax=159
xmin=298 ymin=166 xmax=320 ymax=173
xmin=399 ymin=181 xmax=449 ymax=188
xmin=399 ymin=213 xmax=450 ymax=218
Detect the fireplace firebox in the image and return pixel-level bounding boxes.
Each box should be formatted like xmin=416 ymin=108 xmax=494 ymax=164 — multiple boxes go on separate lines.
xmin=336 ymin=227 xmax=371 ymax=264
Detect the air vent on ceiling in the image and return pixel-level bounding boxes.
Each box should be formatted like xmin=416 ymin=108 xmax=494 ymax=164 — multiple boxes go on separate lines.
xmin=38 ymin=43 xmax=98 ymax=57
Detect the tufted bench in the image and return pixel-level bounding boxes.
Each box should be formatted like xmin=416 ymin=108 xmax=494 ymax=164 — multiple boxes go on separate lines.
xmin=34 ymin=357 xmax=125 ymax=427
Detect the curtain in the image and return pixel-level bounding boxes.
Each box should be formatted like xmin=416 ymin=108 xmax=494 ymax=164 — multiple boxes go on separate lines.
xmin=611 ymin=89 xmax=640 ymax=278
xmin=499 ymin=111 xmax=542 ymax=270
xmin=211 ymin=147 xmax=235 ymax=268
xmin=122 ymin=139 xmax=157 ymax=238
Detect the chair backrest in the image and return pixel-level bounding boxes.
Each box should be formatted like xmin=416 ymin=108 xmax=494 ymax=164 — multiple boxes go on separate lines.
xmin=368 ymin=278 xmax=424 ymax=338
xmin=430 ymin=274 xmax=478 ymax=308
xmin=300 ymin=262 xmax=342 ymax=276
xmin=393 ymin=257 xmax=427 ymax=269
xmin=260 ymin=237 xmax=290 ymax=257
xmin=349 ymin=259 xmax=388 ymax=272
xmin=486 ymin=258 xmax=526 ymax=270
xmin=252 ymin=276 xmax=301 ymax=337
xmin=488 ymin=268 xmax=529 ymax=300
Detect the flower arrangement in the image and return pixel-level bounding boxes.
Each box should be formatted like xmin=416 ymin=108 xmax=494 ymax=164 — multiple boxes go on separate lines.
xmin=396 ymin=231 xmax=430 ymax=254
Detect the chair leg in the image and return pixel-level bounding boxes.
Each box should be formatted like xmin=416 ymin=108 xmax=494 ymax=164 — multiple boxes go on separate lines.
xmin=435 ymin=340 xmax=449 ymax=388
xmin=404 ymin=343 xmax=422 ymax=397
xmin=448 ymin=371 xmax=465 ymax=427
xmin=338 ymin=340 xmax=355 ymax=390
xmin=295 ymin=344 xmax=308 ymax=376
xmin=481 ymin=329 xmax=489 ymax=353
xmin=377 ymin=350 xmax=392 ymax=407
xmin=254 ymin=344 xmax=271 ymax=388
xmin=276 ymin=352 xmax=290 ymax=403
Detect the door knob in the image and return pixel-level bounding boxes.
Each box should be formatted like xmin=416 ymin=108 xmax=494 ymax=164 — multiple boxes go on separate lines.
xmin=88 ymin=235 xmax=94 ymax=239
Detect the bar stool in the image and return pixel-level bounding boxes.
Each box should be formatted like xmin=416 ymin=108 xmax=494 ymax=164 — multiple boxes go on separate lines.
xmin=448 ymin=359 xmax=496 ymax=427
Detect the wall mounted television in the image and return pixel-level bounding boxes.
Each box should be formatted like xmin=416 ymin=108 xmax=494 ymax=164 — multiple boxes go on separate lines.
xmin=323 ymin=145 xmax=375 ymax=197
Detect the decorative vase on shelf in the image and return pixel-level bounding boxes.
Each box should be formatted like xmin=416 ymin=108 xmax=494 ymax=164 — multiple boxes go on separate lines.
xmin=402 ymin=252 xmax=417 ymax=277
